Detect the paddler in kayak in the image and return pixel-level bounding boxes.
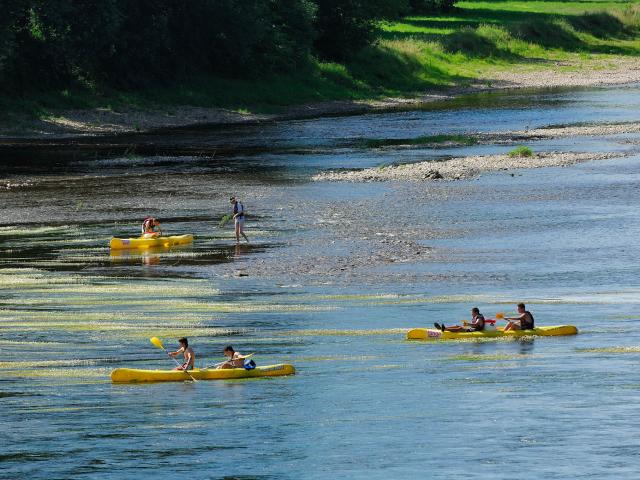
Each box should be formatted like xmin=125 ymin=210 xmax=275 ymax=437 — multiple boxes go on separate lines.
xmin=217 ymin=345 xmax=251 ymax=369
xmin=503 ymin=303 xmax=535 ymax=331
xmin=141 ymin=217 xmax=162 ymax=238
xmin=230 ymin=196 xmax=249 ymax=244
xmin=434 ymin=307 xmax=485 ymax=332
xmin=168 ymin=337 xmax=195 ymax=371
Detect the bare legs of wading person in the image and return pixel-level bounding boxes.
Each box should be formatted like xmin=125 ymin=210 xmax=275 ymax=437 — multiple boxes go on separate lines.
xmin=235 ymin=217 xmax=249 ymax=244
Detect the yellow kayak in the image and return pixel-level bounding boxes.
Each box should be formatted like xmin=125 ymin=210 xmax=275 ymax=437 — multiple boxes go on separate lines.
xmin=407 ymin=325 xmax=578 ymax=340
xmin=109 ymin=234 xmax=193 ymax=250
xmin=111 ymin=364 xmax=295 ymax=383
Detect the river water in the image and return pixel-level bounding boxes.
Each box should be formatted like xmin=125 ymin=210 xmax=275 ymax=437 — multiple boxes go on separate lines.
xmin=1 ymin=84 xmax=640 ymax=479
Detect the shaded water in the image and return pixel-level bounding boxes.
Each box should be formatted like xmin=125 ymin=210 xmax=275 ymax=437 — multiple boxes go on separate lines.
xmin=2 ymin=84 xmax=640 ymax=479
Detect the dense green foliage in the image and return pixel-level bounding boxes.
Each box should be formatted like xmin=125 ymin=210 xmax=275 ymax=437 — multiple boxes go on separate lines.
xmin=409 ymin=0 xmax=456 ymax=14
xmin=0 ymin=0 xmax=447 ymax=93
xmin=0 ymin=0 xmax=319 ymax=91
xmin=314 ymin=0 xmax=409 ymax=60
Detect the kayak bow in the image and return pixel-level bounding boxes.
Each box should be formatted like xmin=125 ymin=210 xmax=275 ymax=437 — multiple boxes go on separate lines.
xmin=111 ymin=363 xmax=295 ymax=383
xmin=407 ymin=325 xmax=578 ymax=340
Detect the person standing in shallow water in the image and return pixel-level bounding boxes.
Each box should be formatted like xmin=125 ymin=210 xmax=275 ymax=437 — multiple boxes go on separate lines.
xmin=230 ymin=196 xmax=249 ymax=244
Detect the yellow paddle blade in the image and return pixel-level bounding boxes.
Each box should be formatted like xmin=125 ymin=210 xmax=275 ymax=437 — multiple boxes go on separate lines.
xmin=150 ymin=337 xmax=164 ymax=350
xmin=496 ymin=312 xmax=505 ymax=319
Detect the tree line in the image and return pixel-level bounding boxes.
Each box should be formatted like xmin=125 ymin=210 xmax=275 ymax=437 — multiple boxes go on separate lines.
xmin=0 ymin=0 xmax=454 ymax=93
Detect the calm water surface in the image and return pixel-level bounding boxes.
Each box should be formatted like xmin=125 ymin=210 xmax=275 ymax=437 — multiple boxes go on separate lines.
xmin=1 ymin=85 xmax=640 ymax=479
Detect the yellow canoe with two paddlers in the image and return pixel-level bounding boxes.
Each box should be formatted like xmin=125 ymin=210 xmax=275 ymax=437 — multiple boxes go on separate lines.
xmin=407 ymin=325 xmax=578 ymax=340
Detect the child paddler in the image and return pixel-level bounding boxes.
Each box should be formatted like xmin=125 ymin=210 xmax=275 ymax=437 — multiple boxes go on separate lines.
xmin=217 ymin=345 xmax=253 ymax=369
xmin=141 ymin=217 xmax=162 ymax=238
xmin=503 ymin=303 xmax=535 ymax=331
xmin=168 ymin=337 xmax=195 ymax=371
xmin=435 ymin=307 xmax=486 ymax=332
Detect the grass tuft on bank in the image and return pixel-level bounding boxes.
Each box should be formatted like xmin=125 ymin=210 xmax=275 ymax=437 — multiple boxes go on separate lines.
xmin=508 ymin=146 xmax=534 ymax=157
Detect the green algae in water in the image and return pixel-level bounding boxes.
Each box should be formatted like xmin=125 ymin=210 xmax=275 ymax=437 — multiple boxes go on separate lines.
xmin=409 ymin=336 xmax=531 ymax=344
xmin=0 ymin=339 xmax=70 ymax=347
xmin=0 ymin=296 xmax=331 ymax=312
xmin=359 ymin=134 xmax=478 ymax=149
xmin=280 ymin=328 xmax=406 ymax=337
xmin=5 ymin=237 xmax=103 ymax=247
xmin=0 ymin=367 xmax=110 ymax=379
xmin=0 ymin=322 xmax=247 ymax=339
xmin=369 ymin=364 xmax=402 ymax=370
xmin=25 ymin=405 xmax=116 ymax=414
xmin=576 ymin=346 xmax=640 ymax=354
xmin=314 ymin=293 xmax=407 ymax=301
xmin=462 ymin=362 xmax=543 ymax=371
xmin=0 ymin=358 xmax=117 ymax=369
xmin=444 ymin=353 xmax=535 ymax=362
xmin=310 ymin=293 xmax=488 ymax=304
xmin=0 ymin=225 xmax=81 ymax=237
xmin=296 ymin=354 xmax=383 ymax=362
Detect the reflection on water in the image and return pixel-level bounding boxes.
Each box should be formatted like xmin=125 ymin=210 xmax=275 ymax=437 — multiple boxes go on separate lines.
xmin=109 ymin=245 xmax=182 ymax=266
xmin=1 ymin=85 xmax=640 ymax=479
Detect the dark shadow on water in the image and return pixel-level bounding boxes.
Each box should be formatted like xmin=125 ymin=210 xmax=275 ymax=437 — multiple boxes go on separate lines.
xmin=107 ymin=243 xmax=272 ymax=269
xmin=518 ymin=339 xmax=536 ymax=355
xmin=0 ymin=220 xmax=280 ymax=277
xmin=0 ymin=452 xmax=65 ymax=462
xmin=0 ymin=391 xmax=41 ymax=398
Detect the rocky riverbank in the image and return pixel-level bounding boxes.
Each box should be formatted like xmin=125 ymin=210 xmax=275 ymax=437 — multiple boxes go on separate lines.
xmin=312 ymin=152 xmax=624 ymax=183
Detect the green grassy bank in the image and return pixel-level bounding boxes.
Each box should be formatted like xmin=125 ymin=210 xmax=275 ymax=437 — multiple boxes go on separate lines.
xmin=3 ymin=0 xmax=640 ymax=121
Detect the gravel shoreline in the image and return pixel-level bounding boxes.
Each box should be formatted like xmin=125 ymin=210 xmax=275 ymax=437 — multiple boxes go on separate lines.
xmin=312 ymin=152 xmax=624 ymax=182
xmin=506 ymin=122 xmax=640 ymax=140
xmin=489 ymin=58 xmax=640 ymax=90
xmin=359 ymin=122 xmax=640 ymax=150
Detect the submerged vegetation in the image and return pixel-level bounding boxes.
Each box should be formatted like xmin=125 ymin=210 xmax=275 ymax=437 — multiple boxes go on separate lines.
xmin=0 ymin=268 xmax=332 ymax=346
xmin=360 ymin=134 xmax=478 ymax=148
